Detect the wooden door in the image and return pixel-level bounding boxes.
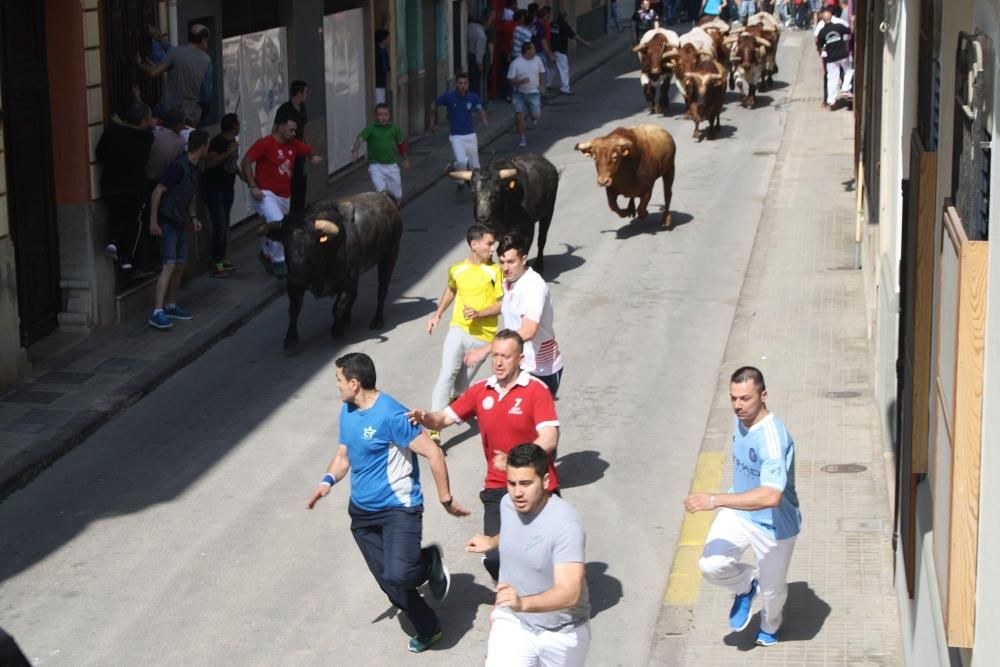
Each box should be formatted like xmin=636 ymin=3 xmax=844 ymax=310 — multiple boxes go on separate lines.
xmin=102 ymin=0 xmax=160 ymax=117
xmin=0 ymin=0 xmax=60 ymax=346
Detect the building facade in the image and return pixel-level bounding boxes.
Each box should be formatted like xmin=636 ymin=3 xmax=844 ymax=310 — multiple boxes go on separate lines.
xmin=856 ymin=0 xmax=998 ymax=663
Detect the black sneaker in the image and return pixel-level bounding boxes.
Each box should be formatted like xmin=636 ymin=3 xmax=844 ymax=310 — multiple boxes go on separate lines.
xmin=426 ymin=544 xmax=451 ymax=601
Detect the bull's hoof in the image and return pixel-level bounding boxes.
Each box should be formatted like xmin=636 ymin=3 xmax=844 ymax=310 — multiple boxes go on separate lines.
xmin=638 ymin=208 xmax=650 ymax=220
xmin=283 ymin=337 xmax=299 ymax=352
xmin=331 ymin=323 xmax=348 ymax=338
xmin=663 ymin=212 xmax=673 ymax=229
xmin=614 ymin=209 xmax=630 ymax=219
xmin=654 ymin=105 xmax=662 ymax=114
xmin=624 ymin=205 xmax=637 ymax=218
xmin=369 ymin=317 xmax=384 ymax=330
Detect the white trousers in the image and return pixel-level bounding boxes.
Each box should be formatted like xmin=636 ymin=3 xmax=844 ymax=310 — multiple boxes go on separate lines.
xmin=554 ymin=52 xmax=571 ymax=93
xmin=698 ymin=508 xmax=797 ymax=634
xmin=432 ymin=326 xmax=489 ymax=411
xmin=368 ymin=163 xmax=402 ymax=200
xmin=486 ymin=607 xmax=591 ymax=667
xmin=374 ymin=87 xmax=386 ymax=105
xmin=449 ymin=133 xmax=481 ymax=171
xmin=825 ymin=57 xmax=854 ymax=105
xmin=253 ymin=190 xmax=290 ymax=264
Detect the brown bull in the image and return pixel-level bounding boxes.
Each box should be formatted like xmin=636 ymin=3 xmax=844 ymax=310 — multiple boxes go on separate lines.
xmin=746 ymin=23 xmax=779 ymax=89
xmin=574 ymin=125 xmax=676 ymax=228
xmin=682 ymin=59 xmax=727 ymax=140
xmin=723 ymin=31 xmax=771 ymax=107
xmin=632 ymin=32 xmax=676 ymax=114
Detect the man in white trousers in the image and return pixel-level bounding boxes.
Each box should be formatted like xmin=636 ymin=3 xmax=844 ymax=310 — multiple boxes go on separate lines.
xmin=684 ymin=366 xmax=801 ymax=647
xmin=467 ymin=443 xmax=590 ymax=666
xmin=430 ymin=72 xmax=488 ymax=194
xmin=815 ymin=4 xmax=853 ymax=109
xmin=549 ymin=10 xmax=591 ymax=95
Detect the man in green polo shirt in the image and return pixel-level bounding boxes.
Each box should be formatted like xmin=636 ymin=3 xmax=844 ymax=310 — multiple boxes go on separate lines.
xmin=351 ymin=103 xmax=410 ymax=204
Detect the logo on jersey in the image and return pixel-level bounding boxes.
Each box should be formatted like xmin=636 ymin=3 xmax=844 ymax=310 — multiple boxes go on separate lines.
xmin=482 ymin=396 xmax=495 ymax=410
xmin=363 ymin=426 xmax=377 ymax=440
xmin=748 ymin=448 xmax=758 ymax=462
xmin=508 ymin=398 xmax=523 ymax=415
xmin=466 ymin=102 xmax=472 ymax=110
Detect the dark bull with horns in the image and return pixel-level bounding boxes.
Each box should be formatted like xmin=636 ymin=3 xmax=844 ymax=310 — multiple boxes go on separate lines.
xmin=448 ymin=154 xmax=559 ymax=273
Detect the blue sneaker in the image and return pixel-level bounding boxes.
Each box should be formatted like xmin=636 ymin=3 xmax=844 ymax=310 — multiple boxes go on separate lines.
xmin=148 ymin=311 xmax=173 ymax=330
xmin=756 ymin=628 xmax=780 ymax=646
xmin=729 ymin=579 xmax=758 ymax=631
xmin=164 ymin=305 xmax=192 ymax=320
xmin=408 ymin=630 xmax=442 ymax=653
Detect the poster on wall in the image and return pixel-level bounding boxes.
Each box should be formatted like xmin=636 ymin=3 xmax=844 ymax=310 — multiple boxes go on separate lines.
xmin=324 ymin=9 xmax=368 ymax=174
xmin=222 ymin=27 xmax=288 ymax=225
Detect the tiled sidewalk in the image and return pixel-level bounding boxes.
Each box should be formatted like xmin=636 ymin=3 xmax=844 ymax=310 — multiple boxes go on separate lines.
xmin=0 ymin=28 xmax=634 ymax=500
xmin=648 ymin=32 xmax=902 ymax=665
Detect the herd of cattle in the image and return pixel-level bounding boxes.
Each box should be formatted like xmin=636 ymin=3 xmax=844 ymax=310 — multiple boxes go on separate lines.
xmin=269 ymin=13 xmax=782 ymax=348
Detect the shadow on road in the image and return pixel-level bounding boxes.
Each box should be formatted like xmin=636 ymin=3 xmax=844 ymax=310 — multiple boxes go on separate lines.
xmin=602 ymin=210 xmax=694 ymax=239
xmin=538 ymin=243 xmax=587 ymax=284
xmin=556 ymin=450 xmax=609 ymax=489
xmin=586 ymin=561 xmax=624 ymax=618
xmin=722 ymin=581 xmax=831 ymax=651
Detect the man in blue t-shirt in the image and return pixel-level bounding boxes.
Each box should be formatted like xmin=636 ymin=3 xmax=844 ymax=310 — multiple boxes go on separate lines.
xmin=306 ymin=353 xmax=470 ymax=654
xmin=430 ymin=72 xmax=489 ymax=193
xmin=684 ymin=366 xmax=801 ymax=648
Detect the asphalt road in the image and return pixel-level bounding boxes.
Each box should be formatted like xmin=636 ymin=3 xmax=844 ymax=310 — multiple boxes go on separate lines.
xmin=0 ymin=37 xmax=801 ymax=666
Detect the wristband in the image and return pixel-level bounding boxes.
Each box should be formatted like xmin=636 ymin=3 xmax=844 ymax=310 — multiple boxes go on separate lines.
xmin=441 ymin=498 xmax=453 ymax=507
xmin=320 ymin=473 xmax=336 ymax=487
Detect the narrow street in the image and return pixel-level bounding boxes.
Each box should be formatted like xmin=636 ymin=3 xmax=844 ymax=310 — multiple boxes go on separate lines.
xmin=4 ymin=33 xmax=805 ymax=665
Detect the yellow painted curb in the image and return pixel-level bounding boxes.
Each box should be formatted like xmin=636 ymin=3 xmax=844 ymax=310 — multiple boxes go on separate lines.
xmin=663 ymin=452 xmax=725 ymax=605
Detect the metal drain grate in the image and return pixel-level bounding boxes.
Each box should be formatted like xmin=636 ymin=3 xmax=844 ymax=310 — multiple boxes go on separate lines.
xmin=827 ymin=390 xmax=862 ymax=398
xmin=821 ymin=463 xmax=868 ymax=473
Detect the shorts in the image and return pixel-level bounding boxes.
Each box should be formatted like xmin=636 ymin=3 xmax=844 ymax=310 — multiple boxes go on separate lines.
xmin=368 ymin=163 xmax=403 ymax=200
xmin=158 ymin=221 xmax=188 ymax=265
xmin=252 ymin=189 xmax=290 ymax=225
xmin=512 ymin=91 xmax=542 ymax=115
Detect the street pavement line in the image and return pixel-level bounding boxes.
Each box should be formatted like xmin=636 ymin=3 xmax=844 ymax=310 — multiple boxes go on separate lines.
xmin=663 ymin=452 xmax=724 ymax=605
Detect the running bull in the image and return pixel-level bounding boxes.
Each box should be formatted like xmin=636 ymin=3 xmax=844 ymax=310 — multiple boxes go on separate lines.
xmin=633 ymin=28 xmax=681 ymax=114
xmin=448 ymin=154 xmax=558 ymax=272
xmin=574 ymin=125 xmax=676 ymax=227
xmin=267 ymin=191 xmax=402 ymax=351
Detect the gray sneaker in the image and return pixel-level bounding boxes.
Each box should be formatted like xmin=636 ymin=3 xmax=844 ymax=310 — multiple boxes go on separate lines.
xmin=426 ymin=544 xmax=451 ymax=601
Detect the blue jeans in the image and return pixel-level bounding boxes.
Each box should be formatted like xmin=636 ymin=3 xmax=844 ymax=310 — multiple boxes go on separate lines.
xmin=203 ymin=188 xmax=234 ymax=264
xmin=739 ymin=1 xmax=758 ymax=21
xmin=532 ymin=368 xmax=563 ymax=398
xmin=158 ymin=220 xmax=188 ymax=264
xmin=349 ymin=504 xmax=439 ymax=638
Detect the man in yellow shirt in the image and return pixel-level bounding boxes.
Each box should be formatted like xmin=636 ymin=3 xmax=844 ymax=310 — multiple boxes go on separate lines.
xmin=426 ymin=225 xmax=504 ymax=443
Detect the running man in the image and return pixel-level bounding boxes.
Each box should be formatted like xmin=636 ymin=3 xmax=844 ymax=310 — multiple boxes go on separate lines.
xmin=425 ymin=225 xmax=504 ymax=443
xmin=408 ymin=330 xmax=559 ymax=581
xmin=241 ymin=112 xmax=322 ymax=279
xmin=306 ymin=353 xmax=470 ymax=653
xmin=352 ymin=103 xmax=410 ymax=204
xmin=430 ymin=72 xmax=489 ymax=194
xmin=507 ymin=41 xmax=546 ymax=147
xmin=684 ymin=366 xmax=801 ymax=647
xmin=466 ymin=444 xmax=590 ymax=666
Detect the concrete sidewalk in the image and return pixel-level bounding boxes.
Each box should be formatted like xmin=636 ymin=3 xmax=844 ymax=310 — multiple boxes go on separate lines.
xmin=0 ymin=28 xmax=633 ymax=501
xmin=648 ymin=31 xmax=902 ymax=665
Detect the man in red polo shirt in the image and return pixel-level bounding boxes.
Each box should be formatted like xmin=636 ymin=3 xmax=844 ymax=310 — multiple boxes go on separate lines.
xmin=409 ymin=328 xmax=559 ymax=580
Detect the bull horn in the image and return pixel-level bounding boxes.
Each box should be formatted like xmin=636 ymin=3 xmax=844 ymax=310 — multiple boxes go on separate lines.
xmin=722 ymin=34 xmax=739 ymax=45
xmin=631 ymin=42 xmax=648 ymax=53
xmin=574 ymin=141 xmax=592 ymax=152
xmin=755 ymin=37 xmax=772 ymax=48
xmin=314 ymin=219 xmax=341 ymax=235
xmin=447 ymin=170 xmax=473 ymax=181
xmin=497 ymin=168 xmax=518 ymax=179
xmin=662 ymin=48 xmax=679 ymax=60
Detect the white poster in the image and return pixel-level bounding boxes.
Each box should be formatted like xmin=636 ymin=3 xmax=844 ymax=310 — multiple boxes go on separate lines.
xmin=222 ymin=28 xmax=288 ymax=224
xmin=324 ymin=10 xmax=368 ymax=174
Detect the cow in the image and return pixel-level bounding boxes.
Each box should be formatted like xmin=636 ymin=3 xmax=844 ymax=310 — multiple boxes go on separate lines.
xmin=681 ymin=58 xmax=727 ymax=140
xmin=724 ymin=30 xmax=771 ymax=107
xmin=574 ymin=125 xmax=676 ymax=228
xmin=746 ymin=13 xmax=781 ymax=89
xmin=632 ymin=28 xmax=680 ymax=114
xmin=448 ymin=153 xmax=558 ymax=273
xmin=697 ymin=16 xmax=731 ymax=67
xmin=267 ymin=191 xmax=402 ymax=351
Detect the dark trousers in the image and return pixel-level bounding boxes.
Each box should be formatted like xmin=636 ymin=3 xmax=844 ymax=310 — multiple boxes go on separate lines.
xmin=203 ymin=188 xmax=235 ymax=264
xmin=479 ymin=488 xmax=507 ymax=581
xmin=349 ymin=504 xmax=439 ymax=638
xmin=532 ymin=368 xmax=563 ymax=398
xmin=104 ymin=190 xmax=146 ymax=263
xmin=469 ymin=55 xmax=483 ymax=97
xmin=290 ymin=157 xmax=307 ymax=211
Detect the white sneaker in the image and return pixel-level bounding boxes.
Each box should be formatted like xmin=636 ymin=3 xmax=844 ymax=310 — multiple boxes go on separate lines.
xmin=518 ymin=136 xmax=527 ymax=147
xmin=104 ymin=243 xmax=118 ymax=261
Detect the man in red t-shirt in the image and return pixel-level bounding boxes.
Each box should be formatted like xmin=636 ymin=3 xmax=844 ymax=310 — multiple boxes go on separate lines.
xmin=240 ymin=113 xmax=322 ymax=279
xmin=409 ymin=329 xmax=559 ymax=580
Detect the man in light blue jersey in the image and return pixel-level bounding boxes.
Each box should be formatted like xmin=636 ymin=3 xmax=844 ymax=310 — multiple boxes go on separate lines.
xmin=306 ymin=353 xmax=470 ymax=653
xmin=684 ymin=366 xmax=800 ymax=647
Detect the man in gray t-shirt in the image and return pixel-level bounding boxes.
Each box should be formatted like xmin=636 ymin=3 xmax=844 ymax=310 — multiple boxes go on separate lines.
xmin=139 ymin=24 xmax=212 ymax=126
xmin=467 ymin=444 xmax=590 ymax=666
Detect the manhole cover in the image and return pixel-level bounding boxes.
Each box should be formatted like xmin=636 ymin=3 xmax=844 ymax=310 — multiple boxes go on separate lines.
xmin=827 ymin=390 xmax=862 ymax=398
xmin=839 ymin=518 xmax=883 ymax=533
xmin=821 ymin=463 xmax=868 ymax=473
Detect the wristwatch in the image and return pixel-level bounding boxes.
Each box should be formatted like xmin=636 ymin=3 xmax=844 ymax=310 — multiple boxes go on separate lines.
xmin=441 ymin=498 xmax=453 ymax=507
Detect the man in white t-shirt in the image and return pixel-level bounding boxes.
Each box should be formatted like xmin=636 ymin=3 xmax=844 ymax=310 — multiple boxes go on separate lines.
xmin=507 ymin=41 xmax=546 ymax=147
xmin=467 ymin=232 xmax=564 ymax=396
